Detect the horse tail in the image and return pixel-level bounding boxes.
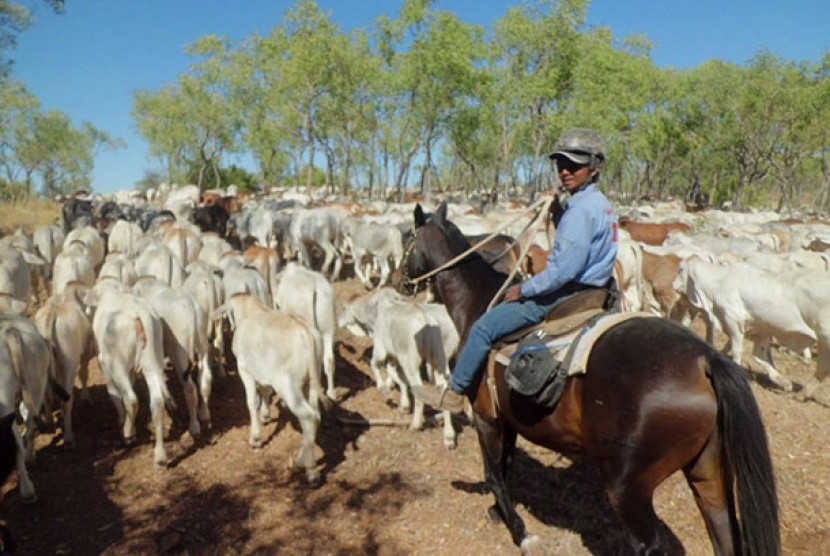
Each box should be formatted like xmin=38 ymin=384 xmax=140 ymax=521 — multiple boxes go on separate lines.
xmin=708 ymin=353 xmax=781 ymax=556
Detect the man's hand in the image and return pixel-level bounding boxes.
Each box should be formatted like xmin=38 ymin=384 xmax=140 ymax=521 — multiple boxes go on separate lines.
xmin=504 ymin=284 xmax=522 ymax=303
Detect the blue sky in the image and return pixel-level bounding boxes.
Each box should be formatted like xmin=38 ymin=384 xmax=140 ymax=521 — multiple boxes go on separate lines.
xmin=10 ymin=0 xmax=830 ymax=194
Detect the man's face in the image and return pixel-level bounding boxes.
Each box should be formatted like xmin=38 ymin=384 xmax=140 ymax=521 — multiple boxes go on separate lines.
xmin=555 ymin=156 xmax=597 ymax=193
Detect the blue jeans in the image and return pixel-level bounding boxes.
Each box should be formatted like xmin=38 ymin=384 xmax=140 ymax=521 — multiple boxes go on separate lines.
xmin=450 ymin=284 xmax=589 ymax=396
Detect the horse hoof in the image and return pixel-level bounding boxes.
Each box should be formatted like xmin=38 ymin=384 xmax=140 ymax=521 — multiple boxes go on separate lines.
xmin=487 ymin=505 xmax=502 ymax=524
xmin=520 ymin=535 xmax=543 ymax=556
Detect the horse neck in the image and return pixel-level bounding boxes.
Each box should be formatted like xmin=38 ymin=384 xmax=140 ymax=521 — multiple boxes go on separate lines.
xmin=433 ymin=260 xmax=505 ymax=341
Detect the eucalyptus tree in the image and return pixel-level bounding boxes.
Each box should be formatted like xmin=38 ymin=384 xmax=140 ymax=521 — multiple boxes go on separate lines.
xmin=0 ymin=78 xmax=38 ymax=189
xmin=268 ymin=0 xmax=344 ymax=190
xmin=133 ymin=85 xmax=192 ymax=185
xmin=18 ymin=111 xmax=119 ymax=197
xmin=133 ymin=36 xmax=243 ymax=190
xmin=488 ymin=0 xmax=589 ymax=197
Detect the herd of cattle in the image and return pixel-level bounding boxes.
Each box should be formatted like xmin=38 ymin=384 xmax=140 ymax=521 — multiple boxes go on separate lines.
xmin=3 ymin=183 xmax=830 ymax=513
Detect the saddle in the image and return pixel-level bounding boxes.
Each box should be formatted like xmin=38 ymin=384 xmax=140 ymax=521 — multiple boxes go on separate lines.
xmin=481 ymin=287 xmax=616 ymax=417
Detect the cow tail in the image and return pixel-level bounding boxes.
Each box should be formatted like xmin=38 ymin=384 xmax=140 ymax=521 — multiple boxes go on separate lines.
xmin=179 ymin=230 xmax=187 ymax=267
xmin=4 ymin=329 xmax=26 ymax=399
xmin=45 ymin=307 xmax=69 ymax=402
xmin=301 ymin=319 xmax=324 ymax=417
xmin=134 ymin=316 xmax=176 ymax=414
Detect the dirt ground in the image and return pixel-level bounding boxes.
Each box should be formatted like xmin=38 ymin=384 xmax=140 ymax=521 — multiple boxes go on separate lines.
xmin=2 ymin=276 xmax=830 ymax=555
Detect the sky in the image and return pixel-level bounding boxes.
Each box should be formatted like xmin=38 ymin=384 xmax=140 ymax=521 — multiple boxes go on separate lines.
xmin=10 ymin=0 xmax=830 ymax=195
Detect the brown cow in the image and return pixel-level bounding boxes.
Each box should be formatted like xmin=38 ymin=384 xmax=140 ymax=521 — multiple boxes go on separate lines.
xmin=618 ymin=217 xmax=691 ymax=246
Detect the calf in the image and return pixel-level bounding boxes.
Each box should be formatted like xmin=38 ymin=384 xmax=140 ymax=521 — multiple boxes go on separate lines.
xmin=274 ymin=263 xmax=337 ymax=400
xmin=339 ymin=288 xmax=460 ymax=449
xmin=217 ymin=293 xmax=324 ymax=482
xmin=619 ymin=217 xmax=691 ymax=246
xmin=133 ymin=278 xmax=213 ymax=437
xmin=34 ymin=284 xmax=94 ymax=447
xmin=0 ymin=315 xmax=53 ymax=503
xmin=88 ymin=289 xmax=173 ymax=466
xmin=674 ymin=259 xmax=827 ymax=392
xmin=343 ymin=220 xmax=403 ymax=289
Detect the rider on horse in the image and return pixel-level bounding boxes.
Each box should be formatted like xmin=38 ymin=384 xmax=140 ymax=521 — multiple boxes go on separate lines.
xmin=411 ymin=128 xmax=619 ymax=412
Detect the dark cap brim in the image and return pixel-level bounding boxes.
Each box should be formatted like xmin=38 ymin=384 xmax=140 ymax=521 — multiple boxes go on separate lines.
xmin=549 ymin=150 xmax=592 ymax=165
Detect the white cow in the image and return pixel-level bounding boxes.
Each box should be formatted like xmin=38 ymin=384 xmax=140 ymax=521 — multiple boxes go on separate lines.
xmin=289 ymin=207 xmax=346 ymax=280
xmin=133 ymin=278 xmax=213 ymax=437
xmin=0 ymin=245 xmax=43 ymax=314
xmin=134 ymin=241 xmax=185 ymax=288
xmin=216 ymin=293 xmax=324 ymax=482
xmin=32 ymin=224 xmax=65 ymax=278
xmin=52 ymin=240 xmax=96 ymax=295
xmin=0 ymin=314 xmax=53 ymax=502
xmin=64 ymin=226 xmax=105 ymax=270
xmin=88 ymin=289 xmax=173 ymax=466
xmin=98 ymin=253 xmax=138 ymax=286
xmin=339 ymin=288 xmax=460 ymax=449
xmin=344 ymin=220 xmax=404 ymax=289
xmin=34 ymin=283 xmax=94 ymax=447
xmin=274 ymin=262 xmax=337 ymax=400
xmin=107 ymin=219 xmax=144 ymax=258
xmin=675 ymin=258 xmax=829 ymax=392
xmin=182 ymin=266 xmax=226 ymax=377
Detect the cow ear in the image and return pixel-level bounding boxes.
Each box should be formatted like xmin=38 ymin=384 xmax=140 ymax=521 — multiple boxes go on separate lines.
xmin=414 ymin=204 xmax=426 ymax=227
xmin=436 ymin=201 xmax=448 ymax=222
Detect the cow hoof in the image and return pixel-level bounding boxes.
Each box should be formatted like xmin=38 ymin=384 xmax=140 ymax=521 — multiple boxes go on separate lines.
xmin=179 ymin=432 xmax=195 ymax=450
xmin=123 ymin=435 xmax=137 ymax=446
xmin=249 ymin=438 xmax=262 ymax=450
xmin=154 ymin=452 xmax=168 ymax=467
xmin=443 ymin=439 xmax=457 ymax=451
xmin=520 ymin=535 xmax=543 ymax=556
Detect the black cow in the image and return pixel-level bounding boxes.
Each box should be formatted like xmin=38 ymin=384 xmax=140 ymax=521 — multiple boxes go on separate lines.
xmin=193 ymin=204 xmax=229 ymax=237
xmin=61 ymin=198 xmax=94 ymax=233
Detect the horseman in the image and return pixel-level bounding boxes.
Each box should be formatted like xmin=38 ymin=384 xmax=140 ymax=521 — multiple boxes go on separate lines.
xmin=412 ymin=128 xmax=618 ymax=412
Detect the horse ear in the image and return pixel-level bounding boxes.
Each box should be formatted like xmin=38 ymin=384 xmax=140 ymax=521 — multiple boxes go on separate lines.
xmin=436 ymin=201 xmax=448 ymax=222
xmin=414 ymin=204 xmax=426 ymax=227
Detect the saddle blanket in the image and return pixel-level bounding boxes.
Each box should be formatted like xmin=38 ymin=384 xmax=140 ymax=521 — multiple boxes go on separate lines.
xmin=495 ymin=311 xmax=658 ymax=376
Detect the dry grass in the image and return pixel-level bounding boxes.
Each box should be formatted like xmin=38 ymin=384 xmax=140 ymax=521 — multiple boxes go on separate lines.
xmin=0 ymin=198 xmax=61 ymax=236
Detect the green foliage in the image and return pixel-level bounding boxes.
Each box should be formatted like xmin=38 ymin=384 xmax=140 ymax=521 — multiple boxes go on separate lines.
xmin=126 ymin=0 xmax=830 ymax=210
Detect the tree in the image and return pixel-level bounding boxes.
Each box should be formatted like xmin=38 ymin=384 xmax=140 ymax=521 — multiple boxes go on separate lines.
xmin=0 ymin=0 xmax=64 ymax=76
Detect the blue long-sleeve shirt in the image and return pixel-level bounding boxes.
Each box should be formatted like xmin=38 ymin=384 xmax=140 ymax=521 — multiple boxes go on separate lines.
xmin=520 ymin=184 xmax=618 ymax=298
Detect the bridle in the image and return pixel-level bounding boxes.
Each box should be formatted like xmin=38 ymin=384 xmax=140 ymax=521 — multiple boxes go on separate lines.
xmin=399 ymin=226 xmax=432 ymax=295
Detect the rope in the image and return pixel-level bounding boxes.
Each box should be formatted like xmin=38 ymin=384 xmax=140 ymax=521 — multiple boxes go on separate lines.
xmin=487 ymin=196 xmax=554 ymax=311
xmin=407 ymin=196 xmax=551 ymax=287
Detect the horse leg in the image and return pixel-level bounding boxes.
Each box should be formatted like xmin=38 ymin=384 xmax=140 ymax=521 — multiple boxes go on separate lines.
xmin=473 ymin=413 xmax=529 ymax=548
xmin=604 ymin=481 xmax=666 ymax=556
xmin=683 ymin=429 xmax=740 ymax=556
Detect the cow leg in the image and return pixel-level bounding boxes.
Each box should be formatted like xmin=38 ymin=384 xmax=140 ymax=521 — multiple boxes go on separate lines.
xmin=176 ymin=358 xmax=201 ymax=439
xmin=238 ymin=365 xmax=263 ymax=448
xmin=721 ymin=318 xmax=745 ymax=366
xmin=102 ymin=357 xmax=138 ymax=444
xmin=353 ymin=249 xmax=370 ymax=287
xmin=12 ymin=426 xmax=36 ymax=503
xmin=78 ymin=352 xmax=93 ymax=404
xmin=751 ymin=336 xmax=792 ymax=391
xmin=198 ymin=352 xmax=213 ymax=427
xmin=211 ymin=320 xmax=227 ymax=379
xmin=378 ymin=258 xmax=391 ymax=287
xmin=276 ymin=384 xmax=319 ymax=483
xmin=59 ymin=353 xmax=77 ymax=448
xmin=386 ymin=362 xmax=409 ymax=412
xmin=322 ymin=334 xmax=336 ymax=400
xmin=370 ymin=353 xmax=390 ymax=396
xmin=142 ymin=370 xmax=168 ymax=466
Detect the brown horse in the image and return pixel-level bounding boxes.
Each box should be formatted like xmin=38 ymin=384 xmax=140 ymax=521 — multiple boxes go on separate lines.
xmin=401 ymin=202 xmax=779 ymax=556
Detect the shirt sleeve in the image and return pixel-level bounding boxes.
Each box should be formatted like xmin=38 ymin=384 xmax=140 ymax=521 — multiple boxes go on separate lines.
xmin=520 ymin=204 xmax=593 ymax=297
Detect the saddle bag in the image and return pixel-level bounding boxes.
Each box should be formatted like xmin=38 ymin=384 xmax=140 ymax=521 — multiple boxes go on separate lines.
xmin=505 ymin=330 xmax=569 ymax=410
